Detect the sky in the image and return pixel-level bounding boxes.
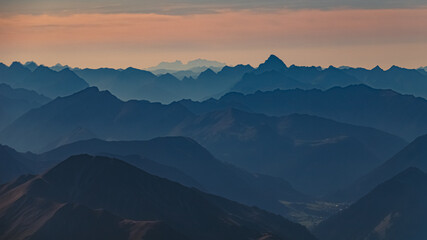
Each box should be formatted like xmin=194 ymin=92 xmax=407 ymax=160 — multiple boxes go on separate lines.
xmin=0 ymin=0 xmax=426 ymax=69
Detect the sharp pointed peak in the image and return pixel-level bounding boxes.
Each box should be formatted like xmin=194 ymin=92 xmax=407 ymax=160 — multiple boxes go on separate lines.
xmin=371 ymin=65 xmax=383 ymax=71
xmin=256 ymin=54 xmax=287 ymax=72
xmin=10 ymin=61 xmax=28 ymax=71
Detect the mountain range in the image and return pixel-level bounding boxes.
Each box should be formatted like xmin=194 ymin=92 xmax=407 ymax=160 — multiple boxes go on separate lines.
xmin=1 ymin=55 xmax=427 ymax=239
xmin=170 ymin=108 xmax=406 ymax=196
xmin=0 ymin=62 xmax=88 ymax=98
xmin=333 ymin=134 xmax=427 ymax=201
xmin=74 ymin=64 xmax=253 ymax=102
xmin=0 ymin=154 xmax=316 ymax=240
xmin=6 ymin=55 xmax=427 ymax=104
xmin=179 ymin=84 xmax=427 ymax=141
xmin=0 ymin=86 xmax=408 ymax=198
xmin=314 ymin=167 xmax=427 ymax=240
xmin=0 ymin=87 xmax=194 ymax=152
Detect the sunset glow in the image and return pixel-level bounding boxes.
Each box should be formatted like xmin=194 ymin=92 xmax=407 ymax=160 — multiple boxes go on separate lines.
xmin=1 ymin=8 xmax=426 ymax=68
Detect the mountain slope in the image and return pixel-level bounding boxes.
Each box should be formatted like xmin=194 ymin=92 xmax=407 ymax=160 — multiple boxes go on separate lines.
xmin=179 ymin=85 xmax=427 ymax=141
xmin=314 ymin=167 xmax=427 ymax=240
xmin=0 ymin=155 xmax=316 ymax=240
xmin=0 ymin=83 xmax=50 ymax=130
xmin=0 ymin=63 xmax=89 ymax=98
xmin=170 ymin=108 xmax=406 ymax=196
xmin=334 ymin=134 xmax=427 ymax=201
xmin=0 ymin=87 xmax=194 ymax=152
xmin=0 ymin=144 xmax=37 ymax=184
xmin=343 ymin=65 xmax=427 ymax=99
xmin=38 ymin=137 xmax=307 ymax=218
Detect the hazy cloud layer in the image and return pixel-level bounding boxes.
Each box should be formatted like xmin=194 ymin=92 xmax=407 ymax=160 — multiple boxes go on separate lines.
xmin=1 ymin=0 xmax=427 ymax=15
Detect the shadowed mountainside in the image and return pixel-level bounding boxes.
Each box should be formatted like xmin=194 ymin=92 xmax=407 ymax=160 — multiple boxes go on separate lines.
xmin=333 ymin=134 xmax=427 ymax=201
xmin=0 ymin=155 xmax=316 ymax=240
xmin=314 ymin=167 xmax=427 ymax=240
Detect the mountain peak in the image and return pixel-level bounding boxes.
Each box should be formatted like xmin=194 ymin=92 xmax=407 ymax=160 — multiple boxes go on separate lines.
xmin=256 ymin=54 xmax=287 ymax=73
xmin=372 ymin=65 xmax=383 ymax=71
xmin=197 ymin=68 xmax=216 ymax=79
xmin=388 ymin=65 xmax=403 ymax=71
xmin=9 ymin=61 xmax=29 ymax=71
xmin=33 ymin=65 xmax=53 ymax=73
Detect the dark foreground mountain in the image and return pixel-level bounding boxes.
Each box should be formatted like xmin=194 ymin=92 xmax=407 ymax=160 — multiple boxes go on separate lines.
xmin=0 ymin=63 xmax=89 ymax=98
xmin=334 ymin=134 xmax=427 ymax=201
xmin=0 ymin=87 xmax=194 ymax=152
xmin=314 ymin=167 xmax=427 ymax=240
xmin=0 ymin=83 xmax=50 ymax=130
xmin=0 ymin=155 xmax=316 ymax=240
xmin=179 ymin=85 xmax=427 ymax=141
xmin=37 ymin=137 xmax=307 ymax=218
xmin=170 ymin=108 xmax=406 ymax=196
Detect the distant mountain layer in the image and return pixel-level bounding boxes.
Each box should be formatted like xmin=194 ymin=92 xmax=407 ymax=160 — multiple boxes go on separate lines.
xmin=334 ymin=134 xmax=427 ymax=201
xmin=0 ymin=83 xmax=50 ymax=130
xmin=314 ymin=167 xmax=427 ymax=240
xmin=0 ymin=87 xmax=194 ymax=152
xmin=170 ymin=108 xmax=406 ymax=196
xmin=146 ymin=58 xmax=225 ymax=71
xmin=74 ymin=64 xmax=253 ymax=103
xmin=179 ymin=84 xmax=427 ymax=141
xmin=230 ymin=55 xmax=427 ymax=100
xmin=9 ymin=55 xmax=427 ymax=104
xmin=0 ymin=62 xmax=89 ymax=98
xmin=0 ymin=155 xmax=316 ymax=240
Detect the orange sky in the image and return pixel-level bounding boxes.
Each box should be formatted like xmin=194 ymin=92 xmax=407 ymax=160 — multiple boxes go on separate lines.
xmin=1 ymin=9 xmax=427 ymax=69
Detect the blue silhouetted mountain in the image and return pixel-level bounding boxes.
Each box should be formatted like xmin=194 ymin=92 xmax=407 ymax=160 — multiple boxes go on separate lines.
xmin=0 ymin=87 xmax=194 ymax=152
xmin=231 ymin=70 xmax=306 ymax=94
xmin=75 ymin=64 xmax=253 ymax=102
xmin=170 ymin=108 xmax=406 ymax=196
xmin=288 ymin=65 xmax=359 ymax=88
xmin=255 ymin=54 xmax=288 ymax=73
xmin=179 ymin=85 xmax=427 ymax=141
xmin=0 ymin=86 xmax=408 ymax=197
xmin=418 ymin=67 xmax=427 ymax=76
xmin=0 ymin=154 xmax=316 ymax=240
xmin=151 ymin=66 xmax=223 ymax=79
xmin=0 ymin=63 xmax=89 ymax=98
xmin=0 ymin=144 xmax=37 ymax=183
xmin=333 ymin=134 xmax=427 ymax=201
xmin=314 ymin=167 xmax=427 ymax=240
xmin=0 ymin=83 xmax=51 ymax=130
xmin=23 ymin=61 xmax=38 ymax=71
xmin=36 ymin=136 xmax=308 ymax=219
xmin=342 ymin=65 xmax=427 ymax=99
xmin=230 ymin=56 xmax=360 ymax=94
